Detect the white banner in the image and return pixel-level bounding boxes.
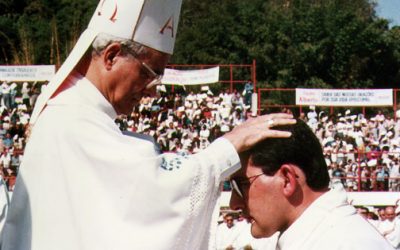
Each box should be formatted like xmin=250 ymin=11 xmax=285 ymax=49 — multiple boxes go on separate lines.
xmin=296 ymin=88 xmax=393 ymax=106
xmin=161 ymin=66 xmax=219 ymax=85
xmin=0 ymin=65 xmax=55 ymax=81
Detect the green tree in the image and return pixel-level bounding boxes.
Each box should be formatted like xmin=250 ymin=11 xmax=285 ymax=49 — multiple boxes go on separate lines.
xmin=174 ymin=0 xmax=400 ymax=89
xmin=0 ymin=0 xmax=96 ymax=65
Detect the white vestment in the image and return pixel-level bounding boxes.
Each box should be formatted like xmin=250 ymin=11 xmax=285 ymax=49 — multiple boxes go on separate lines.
xmin=385 ymin=219 xmax=400 ymax=249
xmin=277 ymin=187 xmax=394 ymax=250
xmin=1 ymin=72 xmax=240 ymax=250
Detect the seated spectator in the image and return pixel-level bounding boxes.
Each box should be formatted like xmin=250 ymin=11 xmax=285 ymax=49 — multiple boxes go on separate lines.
xmin=10 ymin=150 xmax=21 ymax=173
xmin=375 ymin=164 xmax=390 ymax=191
xmin=216 ymin=213 xmax=241 ymax=250
xmin=2 ymin=133 xmax=13 ymax=149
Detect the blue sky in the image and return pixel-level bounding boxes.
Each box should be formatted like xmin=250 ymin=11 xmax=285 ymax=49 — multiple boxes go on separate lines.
xmin=375 ymin=0 xmax=400 ymax=27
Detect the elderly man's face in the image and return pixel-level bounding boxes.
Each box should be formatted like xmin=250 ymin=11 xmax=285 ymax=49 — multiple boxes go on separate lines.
xmin=229 ymin=153 xmax=287 ymax=238
xmin=108 ymin=47 xmax=169 ymax=114
xmin=385 ymin=207 xmax=396 ymax=222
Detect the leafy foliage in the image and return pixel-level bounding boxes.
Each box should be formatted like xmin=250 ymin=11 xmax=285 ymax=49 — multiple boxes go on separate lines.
xmin=174 ymin=0 xmax=400 ymax=89
xmin=0 ymin=0 xmax=96 ymax=66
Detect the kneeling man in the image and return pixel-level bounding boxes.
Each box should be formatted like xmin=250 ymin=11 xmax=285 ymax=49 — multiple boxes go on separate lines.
xmin=229 ymin=119 xmax=393 ymax=250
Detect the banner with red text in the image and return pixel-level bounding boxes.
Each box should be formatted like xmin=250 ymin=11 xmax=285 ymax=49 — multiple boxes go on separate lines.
xmin=296 ymin=88 xmax=393 ymax=106
xmin=161 ymin=67 xmax=219 ymax=85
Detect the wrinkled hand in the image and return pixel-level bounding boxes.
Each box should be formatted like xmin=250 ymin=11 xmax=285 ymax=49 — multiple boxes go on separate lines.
xmin=223 ymin=113 xmax=296 ymax=153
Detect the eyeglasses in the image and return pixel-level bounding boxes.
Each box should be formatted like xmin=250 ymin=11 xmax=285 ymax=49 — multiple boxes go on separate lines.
xmin=131 ymin=56 xmax=163 ymax=90
xmin=230 ymin=173 xmax=265 ymax=198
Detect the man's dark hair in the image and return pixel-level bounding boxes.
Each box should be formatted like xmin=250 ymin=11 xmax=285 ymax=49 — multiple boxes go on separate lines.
xmin=248 ymin=119 xmax=330 ymax=190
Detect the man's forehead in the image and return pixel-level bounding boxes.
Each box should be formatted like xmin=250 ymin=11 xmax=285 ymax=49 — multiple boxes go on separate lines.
xmin=385 ymin=207 xmax=395 ymax=213
xmin=232 ymin=153 xmax=258 ymax=178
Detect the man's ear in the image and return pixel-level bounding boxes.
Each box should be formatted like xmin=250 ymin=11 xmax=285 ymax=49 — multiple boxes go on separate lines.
xmin=102 ymin=42 xmax=123 ymax=70
xmin=279 ymin=164 xmax=299 ymax=197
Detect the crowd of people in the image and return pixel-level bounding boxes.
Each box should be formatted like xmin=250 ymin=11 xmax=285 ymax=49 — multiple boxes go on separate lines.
xmin=0 ymin=81 xmax=44 ymax=191
xmin=115 ymin=88 xmax=400 ymax=192
xmin=306 ymin=107 xmax=400 ymax=191
xmin=0 ymin=80 xmax=400 ymax=193
xmin=116 ymin=86 xmax=252 ymax=153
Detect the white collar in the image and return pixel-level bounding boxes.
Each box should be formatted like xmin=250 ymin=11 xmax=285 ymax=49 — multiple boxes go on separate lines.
xmin=65 ymin=71 xmax=117 ymax=120
xmin=277 ymin=187 xmax=352 ymax=249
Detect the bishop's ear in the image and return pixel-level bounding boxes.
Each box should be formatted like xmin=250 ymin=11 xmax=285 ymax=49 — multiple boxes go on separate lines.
xmin=279 ymin=164 xmax=299 ymax=197
xmin=103 ymin=42 xmax=123 ymax=70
